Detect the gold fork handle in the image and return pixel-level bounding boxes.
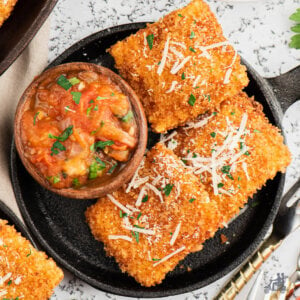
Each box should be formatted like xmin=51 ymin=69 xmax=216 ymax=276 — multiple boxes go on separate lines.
xmin=215 ymin=240 xmax=282 ymax=300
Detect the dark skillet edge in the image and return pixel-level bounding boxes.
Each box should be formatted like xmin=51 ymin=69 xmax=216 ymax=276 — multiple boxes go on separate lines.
xmin=0 ymin=0 xmax=58 ymax=76
xmin=10 ymin=23 xmax=288 ymax=298
xmin=0 ymin=199 xmax=37 ymax=248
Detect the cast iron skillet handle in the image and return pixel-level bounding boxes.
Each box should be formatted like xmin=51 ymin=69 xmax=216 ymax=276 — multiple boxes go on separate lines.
xmin=266 ymin=65 xmax=300 ymax=114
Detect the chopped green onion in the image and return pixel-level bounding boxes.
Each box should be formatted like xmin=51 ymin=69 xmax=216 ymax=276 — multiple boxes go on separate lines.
xmin=121 ymin=110 xmax=134 ymax=122
xmin=96 ymin=96 xmax=109 ymax=100
xmin=178 ymin=13 xmax=183 ymax=17
xmin=190 ymin=31 xmax=195 ymax=39
xmin=49 ymin=125 xmax=73 ymax=142
xmin=72 ymin=178 xmax=80 ymax=187
xmin=204 ymin=94 xmax=211 ymax=102
xmin=137 ymin=212 xmax=142 ymax=220
xmin=7 ymin=280 xmax=12 ymax=286
xmin=188 ymin=93 xmax=196 ymax=106
xmin=146 ymin=34 xmax=154 ymax=50
xmin=26 ymin=249 xmax=31 ymax=257
xmin=57 ymin=75 xmax=72 ymax=90
xmin=221 ymin=165 xmax=231 ymax=174
xmin=213 ymin=112 xmax=218 ymax=116
xmin=86 ymin=106 xmax=92 ymax=116
xmin=69 ymin=77 xmax=80 ymax=85
xmin=152 ymin=258 xmax=160 ymax=261
xmin=50 ymin=141 xmax=66 ymax=156
xmin=89 ymin=99 xmax=95 ymax=104
xmin=210 ymin=132 xmax=216 ymax=138
xmin=33 ymin=111 xmax=40 ymax=125
xmin=52 ymin=176 xmax=60 ymax=184
xmin=192 ymin=153 xmax=197 ymax=158
xmin=94 ymin=105 xmax=98 ymax=111
xmin=244 ymin=151 xmax=250 ymax=156
xmin=108 ymin=163 xmax=118 ymax=174
xmin=230 ymin=111 xmax=235 ymax=115
xmin=253 ymin=129 xmax=261 ymax=133
xmin=71 ymin=91 xmax=81 ymax=104
xmin=111 ymin=93 xmax=115 ymax=97
xmin=131 ymin=230 xmax=139 ymax=243
xmin=95 ymin=157 xmax=106 ymax=170
xmin=189 ymin=198 xmax=196 ymax=203
xmin=181 ymin=72 xmax=186 ymax=80
xmin=90 ymin=140 xmax=114 ymax=151
xmin=217 ymin=183 xmax=224 ymax=188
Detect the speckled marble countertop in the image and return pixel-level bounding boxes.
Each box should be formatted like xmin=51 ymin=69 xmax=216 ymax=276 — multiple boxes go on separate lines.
xmin=48 ymin=1 xmax=300 ymax=299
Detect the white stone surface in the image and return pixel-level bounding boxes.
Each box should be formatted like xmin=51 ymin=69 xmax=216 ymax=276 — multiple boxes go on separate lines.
xmin=49 ymin=1 xmax=300 ymax=299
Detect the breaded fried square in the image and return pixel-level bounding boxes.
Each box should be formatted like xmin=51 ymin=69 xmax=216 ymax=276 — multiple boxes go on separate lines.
xmin=167 ymin=92 xmax=291 ymax=221
xmin=109 ymin=0 xmax=249 ymax=133
xmin=86 ymin=143 xmax=222 ymax=287
xmin=0 ymin=219 xmax=63 ymax=300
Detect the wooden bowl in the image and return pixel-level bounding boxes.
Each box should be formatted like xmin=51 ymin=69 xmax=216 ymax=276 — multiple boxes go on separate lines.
xmin=14 ymin=62 xmax=148 ymax=199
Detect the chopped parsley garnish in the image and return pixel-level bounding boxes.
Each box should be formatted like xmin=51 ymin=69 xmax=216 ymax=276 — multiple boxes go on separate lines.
xmin=189 ymin=198 xmax=196 ymax=203
xmin=163 ymin=183 xmax=174 ymax=196
xmin=49 ymin=125 xmax=73 ymax=142
xmin=57 ymin=75 xmax=72 ymax=90
xmin=122 ymin=110 xmax=133 ymax=122
xmin=137 ymin=212 xmax=142 ymax=220
xmin=96 ymin=96 xmax=109 ymax=100
xmin=142 ymin=195 xmax=148 ymax=203
xmin=95 ymin=157 xmax=106 ymax=169
xmin=221 ymin=165 xmax=231 ymax=174
xmin=33 ymin=111 xmax=40 ymax=125
xmin=90 ymin=140 xmax=114 ymax=151
xmin=189 ymin=46 xmax=196 ymax=53
xmin=111 ymin=92 xmax=115 ymax=97
xmin=181 ymin=72 xmax=186 ymax=80
xmin=181 ymin=159 xmax=188 ymax=165
xmin=190 ymin=31 xmax=195 ymax=39
xmin=100 ymin=120 xmax=105 ymax=127
xmin=227 ymin=173 xmax=234 ymax=180
xmin=131 ymin=230 xmax=139 ymax=243
xmin=72 ymin=178 xmax=80 ymax=187
xmin=253 ymin=129 xmax=261 ymax=133
xmin=69 ymin=77 xmax=80 ymax=85
xmin=238 ymin=176 xmax=241 ymax=181
xmin=230 ymin=110 xmax=235 ymax=115
xmin=217 ymin=183 xmax=224 ymax=188
xmin=210 ymin=132 xmax=216 ymax=138
xmin=178 ymin=13 xmax=183 ymax=17
xmin=192 ymin=153 xmax=197 ymax=158
xmin=71 ymin=91 xmax=81 ymax=104
xmin=213 ymin=112 xmax=218 ymax=116
xmin=146 ymin=34 xmax=154 ymax=50
xmin=26 ymin=249 xmax=31 ymax=257
xmin=244 ymin=151 xmax=250 ymax=156
xmin=108 ymin=163 xmax=118 ymax=174
xmin=50 ymin=141 xmax=66 ymax=156
xmin=89 ymin=99 xmax=95 ymax=104
xmin=7 ymin=279 xmax=12 ymax=286
xmin=94 ymin=105 xmax=98 ymax=111
xmin=152 ymin=258 xmax=161 ymax=261
xmin=188 ymin=93 xmax=196 ymax=106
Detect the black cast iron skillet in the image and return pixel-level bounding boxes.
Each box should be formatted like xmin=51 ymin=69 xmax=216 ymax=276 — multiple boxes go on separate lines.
xmin=0 ymin=0 xmax=57 ymax=75
xmin=10 ymin=23 xmax=300 ymax=298
xmin=0 ymin=199 xmax=35 ymax=246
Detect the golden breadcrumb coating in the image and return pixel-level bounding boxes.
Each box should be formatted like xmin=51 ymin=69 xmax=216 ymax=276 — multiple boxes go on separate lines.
xmin=169 ymin=92 xmax=291 ymax=220
xmin=86 ymin=143 xmax=222 ymax=287
xmin=0 ymin=0 xmax=18 ymax=27
xmin=109 ymin=0 xmax=249 ymax=133
xmin=0 ymin=219 xmax=63 ymax=300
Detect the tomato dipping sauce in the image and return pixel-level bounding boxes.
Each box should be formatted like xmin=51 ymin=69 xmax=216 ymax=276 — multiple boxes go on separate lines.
xmin=20 ymin=69 xmax=138 ymax=189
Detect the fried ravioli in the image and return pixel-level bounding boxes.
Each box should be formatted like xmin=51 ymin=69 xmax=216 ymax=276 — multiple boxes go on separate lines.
xmin=109 ymin=0 xmax=248 ymax=133
xmin=167 ymin=92 xmax=291 ymax=221
xmin=0 ymin=219 xmax=63 ymax=300
xmin=0 ymin=0 xmax=18 ymax=27
xmin=86 ymin=143 xmax=222 ymax=287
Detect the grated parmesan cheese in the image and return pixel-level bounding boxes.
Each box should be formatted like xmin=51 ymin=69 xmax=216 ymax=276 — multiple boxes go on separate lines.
xmin=153 ymin=246 xmax=186 ymax=267
xmin=157 ymin=35 xmax=171 ymax=75
xmin=108 ymin=235 xmax=133 ymax=242
xmin=170 ymin=222 xmax=181 ymax=246
xmin=123 ymin=225 xmax=155 ymax=235
xmin=145 ymin=183 xmax=164 ymax=203
xmin=166 ymin=81 xmax=179 ymax=93
xmin=107 ymin=194 xmax=132 ymax=215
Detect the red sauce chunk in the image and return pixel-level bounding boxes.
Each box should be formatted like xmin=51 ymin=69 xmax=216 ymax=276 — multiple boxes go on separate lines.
xmin=21 ymin=70 xmax=138 ymax=189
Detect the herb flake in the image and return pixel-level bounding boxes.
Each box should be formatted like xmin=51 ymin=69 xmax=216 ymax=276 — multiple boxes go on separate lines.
xmin=188 ymin=93 xmax=196 ymax=106
xmin=163 ymin=183 xmax=174 ymax=196
xmin=146 ymin=34 xmax=154 ymax=50
xmin=57 ymin=75 xmax=72 ymax=90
